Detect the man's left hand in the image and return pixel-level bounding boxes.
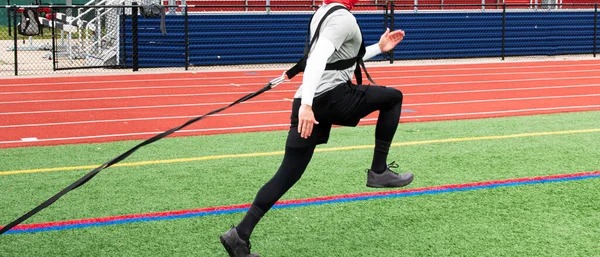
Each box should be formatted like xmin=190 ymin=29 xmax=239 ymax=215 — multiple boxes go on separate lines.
xmin=378 ymin=28 xmax=405 ymax=53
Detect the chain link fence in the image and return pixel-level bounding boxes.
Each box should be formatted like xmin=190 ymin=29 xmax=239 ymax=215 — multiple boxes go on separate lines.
xmin=1 ymin=2 xmax=598 ymax=76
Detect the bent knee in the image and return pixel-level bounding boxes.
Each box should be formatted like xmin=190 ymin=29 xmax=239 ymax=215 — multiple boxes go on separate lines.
xmin=388 ymin=88 xmax=403 ymax=104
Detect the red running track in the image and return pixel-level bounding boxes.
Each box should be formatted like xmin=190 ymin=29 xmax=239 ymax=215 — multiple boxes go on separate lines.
xmin=1 ymin=59 xmax=600 ymax=148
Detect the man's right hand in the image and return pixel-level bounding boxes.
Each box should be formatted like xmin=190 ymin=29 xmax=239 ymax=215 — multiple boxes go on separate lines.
xmin=298 ymin=104 xmax=319 ymax=139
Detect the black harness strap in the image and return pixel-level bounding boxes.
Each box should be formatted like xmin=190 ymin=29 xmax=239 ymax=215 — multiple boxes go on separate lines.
xmin=285 ymin=5 xmax=377 ymax=86
xmin=285 ymin=5 xmax=346 ymax=80
xmin=0 ymin=77 xmax=284 ymax=236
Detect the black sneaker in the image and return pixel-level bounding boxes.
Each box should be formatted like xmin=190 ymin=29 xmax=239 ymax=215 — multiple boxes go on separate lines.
xmin=366 ymin=161 xmax=414 ymax=188
xmin=219 ymin=227 xmax=260 ymax=257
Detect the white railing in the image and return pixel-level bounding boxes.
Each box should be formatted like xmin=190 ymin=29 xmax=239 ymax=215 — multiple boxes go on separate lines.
xmin=67 ymin=0 xmax=125 ymax=65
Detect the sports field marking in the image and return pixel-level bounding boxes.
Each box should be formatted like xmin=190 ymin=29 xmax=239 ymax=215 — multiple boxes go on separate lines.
xmin=0 ymin=110 xmax=291 ymax=128
xmin=0 ymin=124 xmax=291 ymax=145
xmin=0 ymin=99 xmax=288 ymax=116
xmin=3 ymin=83 xmax=599 ymax=116
xmin=0 ymin=84 xmax=240 ymax=95
xmin=3 ymin=170 xmax=599 ymax=235
xmin=2 ymin=99 xmax=598 ymax=130
xmin=407 ymin=84 xmax=600 ymax=96
xmin=3 ymin=76 xmax=600 ymax=105
xmin=2 ymin=83 xmax=599 ymax=103
xmin=405 ymin=93 xmax=600 ymax=106
xmin=0 ymin=90 xmax=298 ymax=105
xmin=396 ymin=75 xmax=600 ymax=88
xmin=2 ymin=128 xmax=599 ymax=176
xmin=1 ymin=107 xmax=599 ymax=146
xmin=4 ymin=75 xmax=600 ymax=98
xmin=1 ymin=62 xmax=599 ymax=87
xmin=398 ymin=105 xmax=600 ymax=119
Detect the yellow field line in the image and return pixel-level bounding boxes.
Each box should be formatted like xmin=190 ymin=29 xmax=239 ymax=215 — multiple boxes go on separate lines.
xmin=2 ymin=128 xmax=599 ymax=176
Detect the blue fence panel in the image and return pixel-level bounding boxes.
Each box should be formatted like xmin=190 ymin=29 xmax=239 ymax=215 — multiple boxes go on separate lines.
xmin=122 ymin=11 xmax=597 ymax=67
xmin=122 ymin=13 xmax=385 ymax=67
xmin=504 ymin=12 xmax=596 ymax=56
xmin=393 ymin=12 xmax=504 ymax=59
xmin=393 ymin=11 xmax=596 ymax=59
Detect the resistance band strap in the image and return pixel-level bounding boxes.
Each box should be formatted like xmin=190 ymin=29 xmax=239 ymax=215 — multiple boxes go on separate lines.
xmin=0 ymin=75 xmax=286 ymax=236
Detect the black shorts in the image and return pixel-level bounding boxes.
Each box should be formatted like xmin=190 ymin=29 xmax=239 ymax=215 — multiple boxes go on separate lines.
xmin=286 ymin=82 xmax=403 ymax=148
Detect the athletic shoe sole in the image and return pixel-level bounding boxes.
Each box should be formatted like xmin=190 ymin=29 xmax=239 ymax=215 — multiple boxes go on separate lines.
xmin=366 ymin=176 xmax=414 ymax=188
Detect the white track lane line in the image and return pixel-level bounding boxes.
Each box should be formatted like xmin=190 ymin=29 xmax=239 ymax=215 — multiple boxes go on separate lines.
xmin=404 ymin=93 xmax=600 ymax=106
xmin=2 ymin=84 xmax=599 ymax=116
xmin=1 ymin=61 xmax=600 ymax=87
xmin=0 ymin=84 xmax=247 ymax=95
xmin=0 ymin=124 xmax=291 ymax=144
xmin=4 ymin=75 xmax=600 ymax=105
xmin=0 ymin=90 xmax=298 ymax=104
xmin=2 ymin=67 xmax=600 ymax=91
xmin=369 ymin=105 xmax=600 ymax=120
xmin=406 ymin=84 xmax=600 ymax=96
xmin=4 ymin=72 xmax=600 ymax=102
xmin=2 ymin=94 xmax=599 ymax=128
xmin=0 ymin=99 xmax=288 ymax=116
xmin=2 ymin=105 xmax=599 ymax=145
xmin=0 ymin=110 xmax=291 ymax=128
xmin=3 ymin=73 xmax=600 ymax=96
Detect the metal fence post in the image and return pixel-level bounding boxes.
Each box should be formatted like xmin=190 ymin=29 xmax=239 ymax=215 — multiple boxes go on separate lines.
xmin=383 ymin=3 xmax=389 ymax=62
xmin=12 ymin=7 xmax=18 ymax=76
xmin=502 ymin=3 xmax=506 ymax=60
xmin=266 ymin=0 xmax=270 ymax=14
xmin=51 ymin=7 xmax=57 ymax=71
xmin=390 ymin=0 xmax=395 ymax=64
xmin=184 ymin=5 xmax=189 ymax=70
xmin=132 ymin=2 xmax=139 ymax=72
xmin=7 ymin=0 xmax=12 ymax=37
xmin=120 ymin=4 xmax=127 ymax=68
xmin=594 ymin=3 xmax=597 ymax=57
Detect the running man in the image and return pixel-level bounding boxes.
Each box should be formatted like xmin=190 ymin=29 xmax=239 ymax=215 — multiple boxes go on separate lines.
xmin=220 ymin=1 xmax=411 ymax=256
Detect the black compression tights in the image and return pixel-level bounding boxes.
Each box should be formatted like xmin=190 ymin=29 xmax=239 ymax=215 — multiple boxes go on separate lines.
xmin=236 ymin=87 xmax=404 ymax=240
xmin=371 ymin=100 xmax=403 ymax=172
xmin=236 ymin=145 xmax=315 ymax=241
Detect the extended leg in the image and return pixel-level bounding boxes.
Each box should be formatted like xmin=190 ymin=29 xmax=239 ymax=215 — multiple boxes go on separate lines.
xmin=236 ymin=145 xmax=315 ymax=241
xmin=221 ymin=145 xmax=315 ymax=257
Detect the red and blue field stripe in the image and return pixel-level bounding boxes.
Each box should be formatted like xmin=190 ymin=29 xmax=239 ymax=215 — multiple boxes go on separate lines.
xmin=3 ymin=170 xmax=599 ymax=235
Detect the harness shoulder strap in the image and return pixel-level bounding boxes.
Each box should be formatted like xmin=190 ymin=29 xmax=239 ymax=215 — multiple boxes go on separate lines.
xmin=285 ymin=5 xmax=377 ymax=86
xmin=285 ymin=5 xmax=348 ymax=80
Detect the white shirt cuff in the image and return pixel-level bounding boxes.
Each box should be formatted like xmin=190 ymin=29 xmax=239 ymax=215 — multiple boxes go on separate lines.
xmin=363 ymin=43 xmax=382 ymax=61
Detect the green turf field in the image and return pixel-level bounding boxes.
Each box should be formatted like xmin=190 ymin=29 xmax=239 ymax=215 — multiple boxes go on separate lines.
xmin=1 ymin=111 xmax=599 ymax=256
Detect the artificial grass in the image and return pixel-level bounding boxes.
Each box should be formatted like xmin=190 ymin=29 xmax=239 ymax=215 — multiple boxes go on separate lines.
xmin=1 ymin=111 xmax=599 ymax=256
xmin=2 ymin=178 xmax=599 ymax=256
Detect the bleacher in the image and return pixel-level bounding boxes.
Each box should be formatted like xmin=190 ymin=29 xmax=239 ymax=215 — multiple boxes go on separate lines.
xmin=165 ymin=0 xmax=384 ymax=12
xmin=157 ymin=0 xmax=597 ymax=12
xmin=559 ymin=0 xmax=599 ymax=9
